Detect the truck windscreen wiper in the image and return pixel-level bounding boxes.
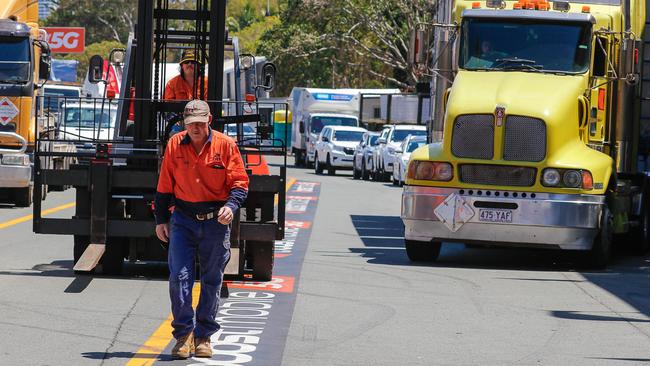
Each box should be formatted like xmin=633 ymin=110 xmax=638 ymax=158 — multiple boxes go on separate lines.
xmin=492 ymin=58 xmax=543 ymax=71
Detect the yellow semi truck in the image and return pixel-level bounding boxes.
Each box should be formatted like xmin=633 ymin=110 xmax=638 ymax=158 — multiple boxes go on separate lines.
xmin=402 ymin=0 xmax=648 ymax=267
xmin=0 ymin=0 xmax=54 ymax=206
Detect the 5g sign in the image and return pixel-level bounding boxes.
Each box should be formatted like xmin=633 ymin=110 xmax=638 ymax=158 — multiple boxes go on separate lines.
xmin=42 ymin=27 xmax=85 ymax=53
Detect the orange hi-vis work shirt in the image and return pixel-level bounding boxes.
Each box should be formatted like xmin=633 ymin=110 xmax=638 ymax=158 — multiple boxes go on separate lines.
xmin=164 ymin=75 xmax=209 ymax=100
xmin=155 ymin=129 xmax=249 ymax=224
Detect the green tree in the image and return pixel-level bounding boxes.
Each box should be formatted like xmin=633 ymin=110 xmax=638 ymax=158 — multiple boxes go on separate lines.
xmin=45 ymin=0 xmax=136 ymax=44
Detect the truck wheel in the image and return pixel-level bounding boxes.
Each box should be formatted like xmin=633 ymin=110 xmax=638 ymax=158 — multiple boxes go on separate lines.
xmin=585 ymin=206 xmax=612 ymax=269
xmin=405 ymin=239 xmax=442 ymax=262
xmin=327 ymin=155 xmax=336 ymax=175
xmin=249 ymin=241 xmax=274 ymax=281
xmin=632 ymin=203 xmax=650 ymax=255
xmin=314 ymin=153 xmax=323 ymax=174
xmin=13 ymin=187 xmax=32 ymax=207
xmin=294 ymin=150 xmax=304 ymax=167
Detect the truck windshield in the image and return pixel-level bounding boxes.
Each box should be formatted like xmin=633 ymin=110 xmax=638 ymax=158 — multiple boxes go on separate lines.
xmin=0 ymin=37 xmax=31 ymax=83
xmin=460 ymin=19 xmax=591 ymax=73
xmin=310 ymin=116 xmax=357 ymax=134
xmin=61 ymin=106 xmax=117 ymax=129
xmin=333 ymin=130 xmax=364 ymax=142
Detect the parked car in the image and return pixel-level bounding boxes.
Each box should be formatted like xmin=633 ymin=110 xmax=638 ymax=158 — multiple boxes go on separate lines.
xmin=225 ymin=123 xmax=257 ymax=145
xmin=371 ymin=125 xmax=392 ymax=181
xmin=375 ymin=124 xmax=427 ymax=181
xmin=393 ymin=135 xmax=427 ymax=186
xmin=353 ymin=131 xmax=380 ymax=180
xmin=314 ymin=126 xmax=367 ymax=175
xmin=56 ymin=100 xmax=118 ymax=163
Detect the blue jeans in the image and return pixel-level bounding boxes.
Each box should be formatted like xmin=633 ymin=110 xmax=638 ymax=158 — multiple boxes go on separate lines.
xmin=168 ymin=210 xmax=231 ymax=340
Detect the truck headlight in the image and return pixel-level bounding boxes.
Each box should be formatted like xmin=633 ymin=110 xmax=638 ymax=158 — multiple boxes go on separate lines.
xmin=407 ymin=161 xmax=453 ymax=181
xmin=1 ymin=154 xmax=30 ymax=166
xmin=387 ymin=147 xmax=396 ymax=154
xmin=542 ymin=168 xmax=593 ymax=190
xmin=333 ymin=145 xmax=343 ymax=152
xmin=542 ymin=169 xmax=561 ymax=186
xmin=562 ymin=170 xmax=582 ymax=188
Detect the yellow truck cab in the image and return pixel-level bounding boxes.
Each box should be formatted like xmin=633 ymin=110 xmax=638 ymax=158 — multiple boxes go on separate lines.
xmin=402 ymin=0 xmax=648 ymax=267
xmin=0 ymin=1 xmax=52 ymax=206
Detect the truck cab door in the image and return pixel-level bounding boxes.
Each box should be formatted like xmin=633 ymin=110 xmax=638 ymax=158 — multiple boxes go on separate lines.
xmin=587 ymin=35 xmax=611 ymax=152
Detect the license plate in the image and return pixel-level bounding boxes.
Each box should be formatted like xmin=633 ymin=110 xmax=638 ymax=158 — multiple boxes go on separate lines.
xmin=478 ymin=209 xmax=513 ymax=223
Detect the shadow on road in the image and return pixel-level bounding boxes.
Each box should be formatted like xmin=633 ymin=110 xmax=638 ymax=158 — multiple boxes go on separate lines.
xmin=82 ymin=351 xmax=174 ymax=362
xmin=348 ymin=214 xmax=650 ymax=323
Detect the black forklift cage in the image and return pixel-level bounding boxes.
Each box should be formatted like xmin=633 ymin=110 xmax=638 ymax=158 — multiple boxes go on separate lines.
xmin=31 ymin=0 xmax=288 ymax=278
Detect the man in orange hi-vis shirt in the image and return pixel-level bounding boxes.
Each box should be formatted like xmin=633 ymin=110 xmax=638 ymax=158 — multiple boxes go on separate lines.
xmin=164 ymin=49 xmax=209 ymax=101
xmin=154 ymin=100 xmax=249 ymax=359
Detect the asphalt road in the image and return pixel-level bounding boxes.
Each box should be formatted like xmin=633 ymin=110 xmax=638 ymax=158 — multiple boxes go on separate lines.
xmin=0 ymin=157 xmax=649 ymax=365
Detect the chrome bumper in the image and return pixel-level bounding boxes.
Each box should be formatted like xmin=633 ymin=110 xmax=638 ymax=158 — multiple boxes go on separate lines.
xmin=401 ymin=186 xmax=605 ymax=250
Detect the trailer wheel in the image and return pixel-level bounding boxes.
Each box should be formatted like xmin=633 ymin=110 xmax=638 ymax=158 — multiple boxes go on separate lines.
xmin=249 ymin=241 xmax=274 ymax=281
xmin=586 ymin=206 xmax=612 ymax=269
xmin=405 ymin=239 xmax=442 ymax=262
xmin=13 ymin=187 xmax=32 ymax=207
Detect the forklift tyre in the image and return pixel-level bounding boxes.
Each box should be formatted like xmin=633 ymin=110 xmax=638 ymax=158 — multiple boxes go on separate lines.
xmin=249 ymin=241 xmax=274 ymax=281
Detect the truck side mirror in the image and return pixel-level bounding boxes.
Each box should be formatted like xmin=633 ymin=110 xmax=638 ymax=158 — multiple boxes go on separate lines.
xmin=261 ymin=62 xmax=276 ymax=91
xmin=88 ymin=55 xmax=104 ymax=83
xmin=377 ymin=137 xmax=387 ymax=144
xmin=299 ymin=121 xmax=305 ymax=134
xmin=322 ymin=135 xmax=329 ymax=142
xmin=37 ymin=42 xmax=51 ymax=80
xmin=409 ymin=27 xmax=430 ymax=67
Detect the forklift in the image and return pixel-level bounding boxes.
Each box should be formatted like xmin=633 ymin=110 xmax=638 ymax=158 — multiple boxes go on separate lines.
xmin=32 ymin=0 xmax=288 ymax=281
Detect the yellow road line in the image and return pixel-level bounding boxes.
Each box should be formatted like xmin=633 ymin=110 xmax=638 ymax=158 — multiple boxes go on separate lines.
xmin=126 ymin=285 xmax=201 ymax=366
xmin=0 ymin=202 xmax=76 ymax=230
xmin=127 ymin=176 xmax=297 ymax=365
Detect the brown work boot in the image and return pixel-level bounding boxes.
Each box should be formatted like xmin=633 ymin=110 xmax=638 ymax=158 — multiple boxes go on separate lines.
xmin=171 ymin=333 xmax=194 ymax=359
xmin=194 ymin=337 xmax=213 ymax=358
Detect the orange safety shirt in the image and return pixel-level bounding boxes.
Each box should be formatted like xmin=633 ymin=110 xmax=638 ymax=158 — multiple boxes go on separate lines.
xmin=155 ymin=129 xmax=249 ymax=224
xmin=164 ymin=75 xmax=209 ymax=101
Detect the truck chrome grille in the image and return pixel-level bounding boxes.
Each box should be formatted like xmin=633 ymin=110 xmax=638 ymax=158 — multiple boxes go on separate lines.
xmin=503 ymin=116 xmax=546 ymax=162
xmin=459 ymin=164 xmax=537 ymax=187
xmin=451 ymin=115 xmax=494 ymax=159
xmin=343 ymin=147 xmax=354 ymax=155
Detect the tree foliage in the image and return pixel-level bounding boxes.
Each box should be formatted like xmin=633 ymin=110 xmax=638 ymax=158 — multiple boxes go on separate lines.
xmin=258 ymin=0 xmax=438 ymax=95
xmin=45 ymin=0 xmax=136 ymax=44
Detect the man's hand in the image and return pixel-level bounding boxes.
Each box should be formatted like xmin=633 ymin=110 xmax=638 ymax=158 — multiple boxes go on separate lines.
xmin=217 ymin=206 xmax=234 ymax=225
xmin=156 ymin=223 xmax=169 ymax=243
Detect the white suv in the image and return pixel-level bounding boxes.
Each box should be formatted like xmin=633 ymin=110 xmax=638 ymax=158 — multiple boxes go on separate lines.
xmin=375 ymin=125 xmax=427 ymax=181
xmin=314 ymin=126 xmax=367 ymax=175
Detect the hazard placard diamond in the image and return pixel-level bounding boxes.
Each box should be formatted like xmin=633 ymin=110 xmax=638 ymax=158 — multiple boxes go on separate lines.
xmin=0 ymin=97 xmax=19 ymax=125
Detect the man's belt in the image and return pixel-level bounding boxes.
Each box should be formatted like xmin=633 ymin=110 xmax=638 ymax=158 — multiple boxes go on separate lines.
xmin=195 ymin=211 xmax=218 ymax=221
